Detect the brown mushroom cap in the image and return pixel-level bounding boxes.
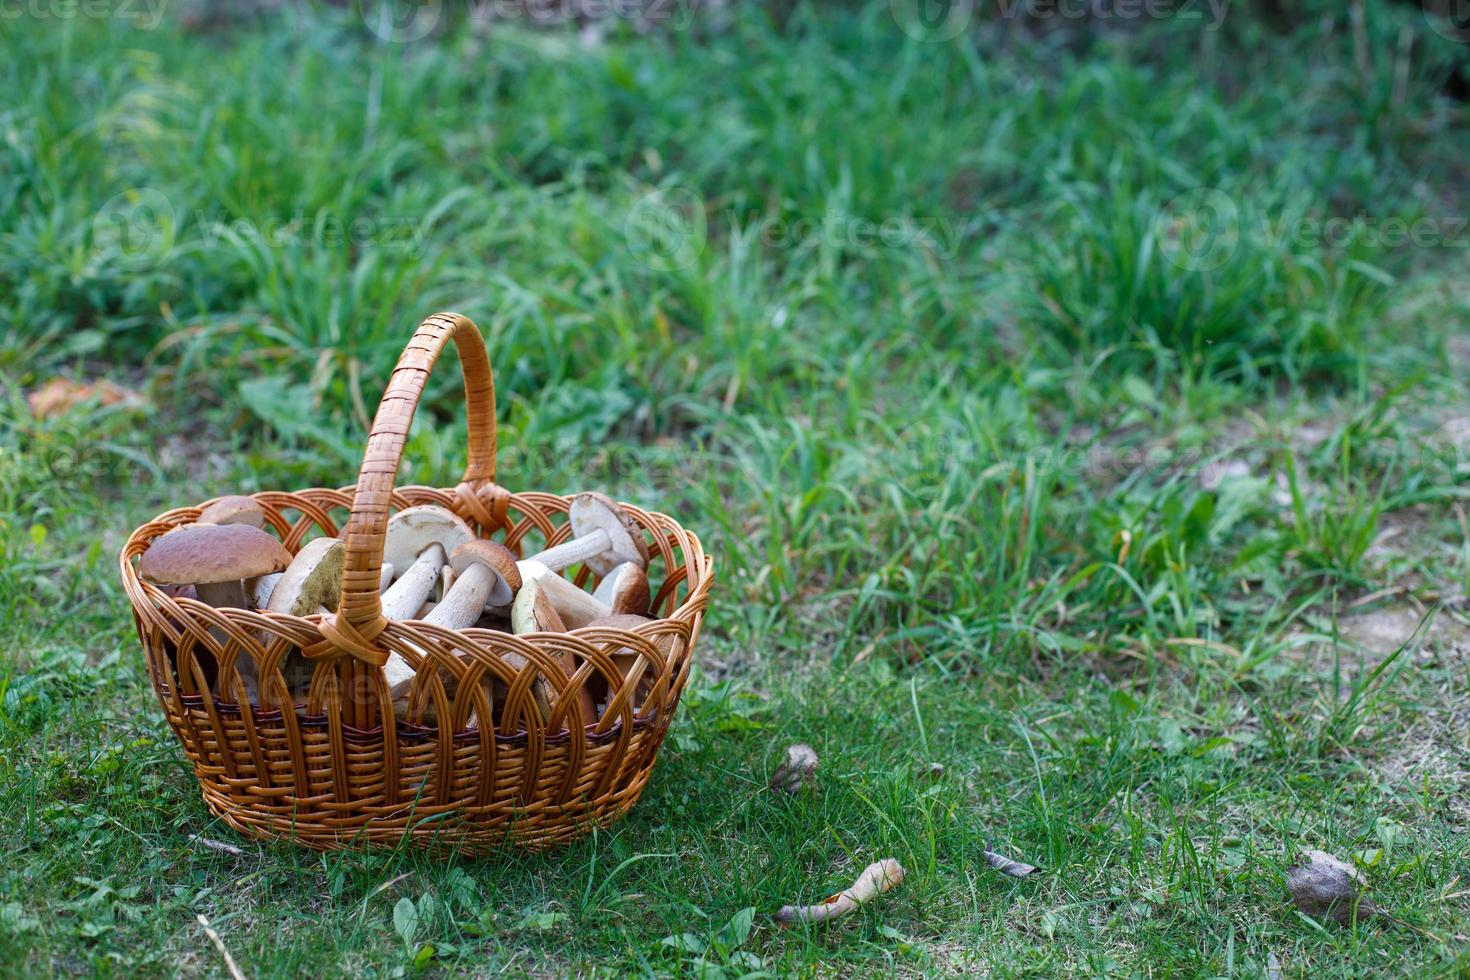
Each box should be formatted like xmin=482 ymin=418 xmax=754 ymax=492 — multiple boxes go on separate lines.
xmin=197 ymin=495 xmax=266 ymax=528
xmin=581 ymin=613 xmax=666 ymax=716
xmin=139 ymin=524 xmax=292 ymax=586
xmin=450 ymin=539 xmax=523 ymax=594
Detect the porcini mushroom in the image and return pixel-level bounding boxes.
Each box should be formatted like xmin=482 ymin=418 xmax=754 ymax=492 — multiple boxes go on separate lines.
xmin=139 ymin=524 xmax=292 ymax=610
xmin=425 ymin=540 xmax=520 ymax=629
xmin=387 ymin=540 xmax=518 ymax=702
xmin=517 ymin=561 xmax=613 ymax=629
xmin=591 ymin=562 xmax=651 ymax=616
xmin=259 ymin=536 xmax=344 ymax=700
xmin=380 ymin=506 xmax=475 ymax=620
xmin=251 ymin=573 xmax=282 ymax=609
xmin=138 ymin=524 xmax=293 ymax=706
xmin=197 ymin=495 xmax=266 ymax=529
xmin=265 ymin=537 xmax=345 ymax=617
xmin=508 ymin=577 xmax=597 ymax=722
xmin=391 ymin=540 xmax=519 ymax=723
xmin=376 ymin=506 xmax=476 ymax=695
xmin=522 ymin=491 xmax=649 ymax=578
xmin=480 ymin=491 xmax=651 ymax=620
xmin=580 ymin=612 xmax=672 ymax=717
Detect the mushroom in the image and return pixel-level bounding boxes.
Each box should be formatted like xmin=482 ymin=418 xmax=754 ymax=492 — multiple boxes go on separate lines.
xmin=425 ymin=540 xmax=520 ymax=629
xmin=381 ymin=546 xmax=447 ymax=619
xmin=138 ymin=524 xmax=292 ymax=704
xmin=384 ymin=540 xmax=519 ymax=705
xmin=138 ymin=523 xmax=292 ymax=610
xmin=580 ymin=612 xmax=673 ymax=717
xmin=483 ymin=491 xmax=651 ymax=620
xmin=379 ymin=563 xmax=395 ymax=592
xmin=591 ymin=562 xmax=651 ymax=616
xmin=496 ymin=578 xmax=563 ymax=721
xmin=376 ymin=506 xmax=475 ymax=694
xmin=265 ymin=537 xmax=344 ymax=616
xmin=251 ymin=573 xmax=282 ymax=609
xmin=381 ymin=506 xmax=475 ymax=619
xmin=508 ymin=577 xmax=597 ymax=723
xmin=197 ymin=495 xmax=266 ymax=529
xmin=249 ymin=537 xmax=345 ymax=703
xmin=517 ymin=561 xmax=613 ymax=628
xmin=525 ymin=491 xmax=649 ymax=578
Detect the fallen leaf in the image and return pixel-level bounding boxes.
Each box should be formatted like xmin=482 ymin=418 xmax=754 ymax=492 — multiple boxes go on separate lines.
xmin=769 ymin=743 xmax=818 ymax=794
xmin=1287 ymin=849 xmax=1378 ymax=924
xmin=775 ymin=858 xmax=904 ymax=925
xmin=28 ymin=378 xmax=143 ymax=418
xmin=983 ymin=848 xmax=1040 ymax=878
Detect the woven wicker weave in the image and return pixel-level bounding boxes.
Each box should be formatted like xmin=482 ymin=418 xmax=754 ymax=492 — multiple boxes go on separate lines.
xmin=118 ymin=313 xmax=713 ymax=851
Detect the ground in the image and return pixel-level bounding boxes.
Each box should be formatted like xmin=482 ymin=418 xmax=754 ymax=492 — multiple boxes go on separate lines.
xmin=2 ymin=2 xmax=1470 ymax=977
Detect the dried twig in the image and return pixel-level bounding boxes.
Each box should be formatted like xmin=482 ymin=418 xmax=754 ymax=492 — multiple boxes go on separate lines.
xmin=189 ymin=835 xmax=245 ymax=857
xmin=196 ymin=914 xmax=248 ymax=980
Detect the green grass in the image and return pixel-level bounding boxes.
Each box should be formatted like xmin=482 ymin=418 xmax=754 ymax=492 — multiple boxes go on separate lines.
xmin=3 ymin=2 xmax=1470 ymax=975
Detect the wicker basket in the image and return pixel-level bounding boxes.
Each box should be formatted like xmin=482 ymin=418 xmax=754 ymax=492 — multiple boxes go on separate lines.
xmin=118 ymin=312 xmax=713 ymax=852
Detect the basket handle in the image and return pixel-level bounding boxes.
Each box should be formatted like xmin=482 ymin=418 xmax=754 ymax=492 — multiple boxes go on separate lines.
xmin=319 ymin=312 xmax=499 ymax=666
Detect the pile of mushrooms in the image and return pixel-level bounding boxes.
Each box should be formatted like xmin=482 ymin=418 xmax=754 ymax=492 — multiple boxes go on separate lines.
xmin=137 ymin=491 xmax=669 ymax=730
xmin=374 ymin=492 xmax=660 ymax=726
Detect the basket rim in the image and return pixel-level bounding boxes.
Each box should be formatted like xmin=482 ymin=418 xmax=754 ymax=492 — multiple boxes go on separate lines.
xmin=120 ymin=482 xmax=713 ymax=626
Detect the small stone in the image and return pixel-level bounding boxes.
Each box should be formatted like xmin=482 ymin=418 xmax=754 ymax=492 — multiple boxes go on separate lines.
xmin=1287 ymin=849 xmax=1378 ymax=924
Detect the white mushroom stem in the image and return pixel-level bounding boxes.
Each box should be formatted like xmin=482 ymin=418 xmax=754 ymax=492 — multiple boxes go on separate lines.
xmin=526 ymin=528 xmax=613 ymax=575
xmin=379 ymin=563 xmax=394 ymax=592
xmin=196 ymin=580 xmax=248 ymax=610
xmin=251 ymin=573 xmax=282 ymax=609
xmin=424 ymin=562 xmax=498 ymax=629
xmin=775 ymin=859 xmax=906 ymax=926
xmin=521 ymin=561 xmax=611 ymax=629
xmin=381 ymin=544 xmax=446 ymax=620
xmin=386 ymin=559 xmax=499 ymax=705
xmin=380 ymin=544 xmax=447 ymax=694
